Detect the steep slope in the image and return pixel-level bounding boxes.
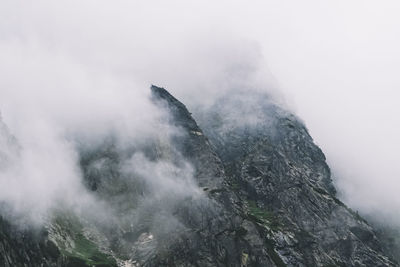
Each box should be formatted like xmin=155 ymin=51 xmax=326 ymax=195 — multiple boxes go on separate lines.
xmin=147 ymin=85 xmax=278 ymax=266
xmin=0 ymin=216 xmax=61 ymax=267
xmin=195 ymin=90 xmax=397 ymax=266
xmin=0 ymin=119 xmax=61 ymax=266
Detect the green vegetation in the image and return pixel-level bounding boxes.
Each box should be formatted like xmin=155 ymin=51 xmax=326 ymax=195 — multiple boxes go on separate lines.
xmin=230 ymin=181 xmax=240 ymax=191
xmin=60 ymin=233 xmax=117 ymax=266
xmin=241 ymin=200 xmax=286 ymax=266
xmin=247 ymin=200 xmax=280 ymax=230
xmin=50 ymin=215 xmax=117 ymax=267
xmin=244 ymin=200 xmax=287 ymax=266
xmin=265 ymin=239 xmax=287 ymax=267
xmin=241 ymin=252 xmax=249 ymax=266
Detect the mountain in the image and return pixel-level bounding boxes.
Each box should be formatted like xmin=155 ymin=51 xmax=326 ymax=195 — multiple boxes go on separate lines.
xmin=0 ymin=86 xmax=397 ymax=266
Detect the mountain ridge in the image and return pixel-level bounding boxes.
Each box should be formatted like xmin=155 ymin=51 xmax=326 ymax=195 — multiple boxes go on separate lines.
xmin=0 ymin=85 xmax=397 ymax=266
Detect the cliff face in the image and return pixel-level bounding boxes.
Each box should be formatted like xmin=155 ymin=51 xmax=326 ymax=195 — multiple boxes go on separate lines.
xmin=0 ymin=86 xmax=397 ymax=266
xmin=193 ymin=90 xmax=394 ymax=266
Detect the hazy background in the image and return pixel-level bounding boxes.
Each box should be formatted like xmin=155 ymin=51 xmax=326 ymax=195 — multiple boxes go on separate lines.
xmin=0 ymin=0 xmax=399 ymax=227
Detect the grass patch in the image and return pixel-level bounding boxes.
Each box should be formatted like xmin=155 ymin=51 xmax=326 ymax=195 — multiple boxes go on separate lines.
xmin=61 ymin=233 xmax=117 ymax=266
xmin=247 ymin=200 xmax=280 ymax=230
xmin=230 ymin=181 xmax=240 ymax=191
xmin=50 ymin=215 xmax=117 ymax=267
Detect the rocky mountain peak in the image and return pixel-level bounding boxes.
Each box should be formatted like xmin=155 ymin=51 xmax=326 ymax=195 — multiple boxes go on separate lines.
xmin=0 ymin=86 xmax=397 ymax=266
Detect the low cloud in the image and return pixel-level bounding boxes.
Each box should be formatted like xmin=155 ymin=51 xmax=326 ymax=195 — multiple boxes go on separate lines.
xmin=0 ymin=0 xmax=399 ymax=231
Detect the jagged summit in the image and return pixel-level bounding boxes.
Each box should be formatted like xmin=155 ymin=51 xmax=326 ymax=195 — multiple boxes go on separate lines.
xmin=151 ymin=84 xmax=200 ymax=133
xmin=0 ymin=86 xmax=397 ymax=266
xmin=150 ymin=84 xmax=175 ymax=101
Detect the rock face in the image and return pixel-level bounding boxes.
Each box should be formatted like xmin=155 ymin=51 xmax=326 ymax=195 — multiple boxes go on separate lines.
xmin=0 ymin=86 xmax=398 ymax=266
xmin=0 ymin=217 xmax=61 ymax=267
xmin=194 ymin=90 xmax=396 ymax=267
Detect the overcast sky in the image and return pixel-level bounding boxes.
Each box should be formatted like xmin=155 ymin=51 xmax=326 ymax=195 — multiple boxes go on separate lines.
xmin=0 ymin=0 xmax=399 ymax=226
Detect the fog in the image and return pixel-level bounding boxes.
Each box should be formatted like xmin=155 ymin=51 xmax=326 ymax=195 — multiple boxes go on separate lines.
xmin=0 ymin=0 xmax=399 ymax=228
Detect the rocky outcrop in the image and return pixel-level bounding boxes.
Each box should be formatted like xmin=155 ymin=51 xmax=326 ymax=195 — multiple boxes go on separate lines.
xmin=0 ymin=217 xmax=61 ymax=267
